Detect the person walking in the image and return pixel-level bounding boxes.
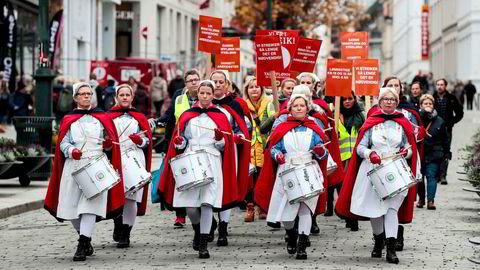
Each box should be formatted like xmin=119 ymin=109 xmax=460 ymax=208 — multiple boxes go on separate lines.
xmin=150 ymin=73 xmax=168 ymax=116
xmin=464 ymin=80 xmax=477 ymax=111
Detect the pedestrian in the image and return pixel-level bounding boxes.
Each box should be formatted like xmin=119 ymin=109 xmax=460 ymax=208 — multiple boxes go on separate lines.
xmin=108 ymin=84 xmax=152 ymax=248
xmin=453 ymin=80 xmax=465 ymax=106
xmin=133 ymin=82 xmax=151 ymax=115
xmin=314 ymin=79 xmax=325 ymax=99
xmin=336 ymin=87 xmax=418 ymax=264
xmin=255 ymin=93 xmax=329 ymax=260
xmin=464 ymin=80 xmax=477 ymax=110
xmin=416 ymin=94 xmax=450 ymax=210
xmin=0 ymin=73 xmax=10 ymax=128
xmin=168 ymin=70 xmax=186 ymax=98
xmin=89 ymin=73 xmax=104 ymax=110
xmin=150 ymin=72 xmax=168 ymax=116
xmin=127 ymin=76 xmax=138 ymax=94
xmin=159 ymin=80 xmax=238 ymax=259
xmin=9 ymin=79 xmax=33 ymax=119
xmin=260 ymin=78 xmax=295 ymax=134
xmin=44 ymin=82 xmax=124 ymax=261
xmin=433 ymin=78 xmax=463 ymax=185
xmin=410 ymin=81 xmax=423 ymax=109
xmin=103 ymin=79 xmax=117 ymax=111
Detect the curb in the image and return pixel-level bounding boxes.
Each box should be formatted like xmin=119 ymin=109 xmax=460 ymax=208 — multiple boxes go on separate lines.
xmin=0 ymin=199 xmax=44 ymax=219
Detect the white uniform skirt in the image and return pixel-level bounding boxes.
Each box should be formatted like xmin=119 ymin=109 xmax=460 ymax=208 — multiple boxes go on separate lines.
xmin=121 ymin=147 xmax=146 ymax=202
xmin=173 ymin=144 xmax=223 ymax=209
xmin=56 ymin=152 xmax=108 ymax=220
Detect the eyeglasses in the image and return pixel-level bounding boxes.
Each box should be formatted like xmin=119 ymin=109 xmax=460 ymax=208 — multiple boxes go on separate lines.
xmin=76 ymin=92 xmax=93 ymax=97
xmin=381 ymin=98 xmax=397 ymax=104
xmin=213 ymin=80 xmax=225 ymax=85
xmin=186 ymin=78 xmax=200 ymax=84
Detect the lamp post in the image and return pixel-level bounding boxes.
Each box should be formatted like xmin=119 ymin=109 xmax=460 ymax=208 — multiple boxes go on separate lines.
xmin=267 ymin=0 xmax=272 ymax=30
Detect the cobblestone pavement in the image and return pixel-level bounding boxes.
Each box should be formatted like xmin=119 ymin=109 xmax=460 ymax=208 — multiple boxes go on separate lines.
xmin=0 ymin=112 xmax=479 ymax=269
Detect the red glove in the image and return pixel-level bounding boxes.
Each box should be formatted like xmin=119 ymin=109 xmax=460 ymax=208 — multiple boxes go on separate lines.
xmin=276 ymin=153 xmax=286 ymax=165
xmin=214 ymin=128 xmax=223 ymax=141
xmin=398 ymin=147 xmax=408 ymax=157
xmin=369 ymin=151 xmax=381 ymax=165
xmin=233 ymin=134 xmax=244 ymax=144
xmin=173 ymin=136 xmax=184 ymax=146
xmin=129 ymin=134 xmax=143 ymax=145
xmin=102 ymin=137 xmax=113 ymax=149
xmin=313 ymin=145 xmax=325 ymax=157
xmin=72 ymin=148 xmax=82 ymax=160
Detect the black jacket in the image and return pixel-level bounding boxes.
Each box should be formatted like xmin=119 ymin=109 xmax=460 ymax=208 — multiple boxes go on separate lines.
xmin=432 ymin=91 xmax=463 ymax=130
xmin=420 ymin=110 xmax=451 ymax=163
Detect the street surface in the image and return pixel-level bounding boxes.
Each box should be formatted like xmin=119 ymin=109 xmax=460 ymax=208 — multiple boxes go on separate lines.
xmin=0 ymin=112 xmax=479 ymax=269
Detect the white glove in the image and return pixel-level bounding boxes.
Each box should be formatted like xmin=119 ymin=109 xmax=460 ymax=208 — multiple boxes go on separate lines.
xmin=148 ymin=118 xmax=156 ymax=130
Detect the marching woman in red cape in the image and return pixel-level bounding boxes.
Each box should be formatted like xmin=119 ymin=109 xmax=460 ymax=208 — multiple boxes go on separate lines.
xmin=108 ymin=84 xmax=152 ymax=248
xmin=159 ymin=80 xmax=237 ymax=259
xmin=44 ymin=82 xmax=124 ymax=261
xmin=255 ymin=93 xmax=330 ymax=260
xmin=335 ymin=87 xmax=418 ymax=264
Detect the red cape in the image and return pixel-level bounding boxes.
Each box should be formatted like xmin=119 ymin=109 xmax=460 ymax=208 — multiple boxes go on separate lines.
xmin=313 ymin=98 xmax=333 ymax=118
xmin=335 ymin=111 xmax=418 ymax=224
xmin=108 ymin=106 xmax=153 ymax=216
xmin=158 ymin=107 xmax=239 ymax=211
xmin=44 ymin=109 xmax=124 ymax=221
xmin=255 ymin=117 xmax=330 ymax=215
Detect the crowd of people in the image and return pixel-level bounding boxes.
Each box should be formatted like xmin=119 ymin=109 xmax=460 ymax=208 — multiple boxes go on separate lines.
xmin=42 ymin=66 xmax=465 ymax=265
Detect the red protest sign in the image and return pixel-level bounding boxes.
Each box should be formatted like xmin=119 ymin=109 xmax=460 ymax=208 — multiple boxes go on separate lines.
xmin=340 ymin=32 xmax=369 ymax=60
xmin=353 ymin=59 xmax=380 ymax=96
xmin=215 ymin=37 xmax=240 ymax=72
xmin=256 ymin=30 xmax=299 ymax=84
xmin=326 ymin=59 xmax=353 ymax=97
xmin=197 ymin=15 xmax=222 ymax=53
xmin=290 ymin=38 xmax=322 ymax=73
xmin=255 ymin=35 xmax=283 ymax=86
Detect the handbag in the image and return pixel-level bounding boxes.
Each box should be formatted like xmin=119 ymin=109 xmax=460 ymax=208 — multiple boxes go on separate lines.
xmin=150 ymin=153 xmax=165 ymax=204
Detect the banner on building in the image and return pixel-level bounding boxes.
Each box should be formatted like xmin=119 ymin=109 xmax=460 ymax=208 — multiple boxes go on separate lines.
xmin=49 ymin=9 xmax=63 ymax=68
xmin=256 ymin=30 xmax=299 ymax=83
xmin=0 ymin=1 xmax=17 ymax=93
xmin=255 ymin=35 xmax=283 ymax=86
xmin=197 ymin=15 xmax=222 ymax=53
xmin=353 ymin=59 xmax=380 ymax=96
xmin=215 ymin=37 xmax=240 ymax=72
xmin=340 ymin=32 xmax=369 ymax=60
xmin=289 ymin=38 xmax=322 ymax=73
xmin=326 ymin=59 xmax=353 ymax=97
xmin=421 ymin=4 xmax=429 ymax=60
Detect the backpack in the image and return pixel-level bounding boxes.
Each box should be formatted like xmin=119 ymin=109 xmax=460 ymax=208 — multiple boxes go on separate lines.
xmin=57 ymin=86 xmax=73 ymax=112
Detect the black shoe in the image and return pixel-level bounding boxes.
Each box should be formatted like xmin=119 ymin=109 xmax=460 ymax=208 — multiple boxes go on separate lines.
xmin=73 ymin=235 xmax=91 ymax=261
xmin=396 ymin=225 xmax=404 ymax=251
xmin=324 ymin=207 xmax=334 ymax=217
xmin=199 ymin=234 xmax=210 ymax=259
xmin=216 ymin=221 xmax=228 ymax=246
xmin=192 ymin=223 xmax=200 ymax=251
xmin=238 ymin=200 xmax=247 ymax=211
xmin=267 ymin=222 xmax=281 ymax=229
xmin=371 ymin=232 xmax=385 ymax=258
xmin=113 ymin=216 xmax=123 ymax=242
xmin=310 ymin=216 xmax=320 ymax=235
xmin=296 ymin=234 xmax=308 ymax=260
xmin=117 ymin=224 xmax=132 ymax=248
xmin=208 ymin=217 xmax=217 ymax=242
xmin=85 ymin=241 xmax=94 ymax=256
xmin=349 ymin=219 xmax=359 ymax=232
xmin=386 ymin=237 xmax=399 ymax=264
xmin=286 ymin=228 xmax=298 ymax=254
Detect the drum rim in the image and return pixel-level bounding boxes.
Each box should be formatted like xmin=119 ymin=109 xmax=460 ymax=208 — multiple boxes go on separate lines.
xmin=176 ymin=177 xmax=214 ymax=192
xmin=367 ymin=155 xmax=407 ymax=177
xmin=279 ymin=161 xmax=317 ymax=176
xmin=71 ymin=154 xmax=108 ymax=176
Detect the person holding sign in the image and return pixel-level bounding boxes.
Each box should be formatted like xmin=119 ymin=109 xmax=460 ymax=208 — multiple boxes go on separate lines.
xmin=255 ymin=93 xmax=329 ymax=260
xmin=260 ymin=78 xmax=296 ymax=135
xmin=159 ymin=80 xmax=238 ymax=259
xmin=335 ymin=87 xmax=418 ymax=264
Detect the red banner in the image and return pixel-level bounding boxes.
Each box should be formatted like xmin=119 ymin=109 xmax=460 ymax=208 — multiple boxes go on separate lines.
xmin=256 ymin=30 xmax=299 ymax=84
xmin=197 ymin=15 xmax=222 ymax=53
xmin=421 ymin=5 xmax=429 ymax=60
xmin=353 ymin=59 xmax=380 ymax=96
xmin=340 ymin=32 xmax=369 ymax=60
xmin=255 ymin=35 xmax=283 ymax=87
xmin=326 ymin=59 xmax=353 ymax=97
xmin=290 ymin=38 xmax=322 ymax=73
xmin=215 ymin=37 xmax=240 ymax=72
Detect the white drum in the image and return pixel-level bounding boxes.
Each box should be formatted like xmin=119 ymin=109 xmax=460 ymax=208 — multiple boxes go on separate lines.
xmin=367 ymin=155 xmax=416 ymax=200
xmin=279 ymin=161 xmax=324 ymax=205
xmin=327 ymin=154 xmax=338 ymax=176
xmin=169 ymin=149 xmax=215 ymax=192
xmin=122 ymin=148 xmax=152 ymax=198
xmin=72 ymin=154 xmax=121 ymax=199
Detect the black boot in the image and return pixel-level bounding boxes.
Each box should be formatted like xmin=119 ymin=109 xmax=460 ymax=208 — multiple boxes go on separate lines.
xmin=386 ymin=237 xmax=399 ymax=264
xmin=310 ymin=215 xmax=320 ymax=235
xmin=296 ymin=234 xmax=308 ymax=260
xmin=396 ymin=225 xmax=404 ymax=251
xmin=73 ymin=235 xmax=91 ymax=261
xmin=348 ymin=219 xmax=359 ymax=232
xmin=208 ymin=217 xmax=217 ymax=242
xmin=199 ymin=234 xmax=210 ymax=259
xmin=117 ymin=224 xmax=132 ymax=248
xmin=325 ymin=187 xmax=335 ymax=216
xmin=113 ymin=216 xmax=123 ymax=242
xmin=216 ymin=221 xmax=228 ymax=246
xmin=371 ymin=232 xmax=385 ymax=258
xmin=75 ymin=230 xmax=93 ymax=256
xmin=286 ymin=228 xmax=298 ymax=254
xmin=192 ymin=223 xmax=200 ymax=251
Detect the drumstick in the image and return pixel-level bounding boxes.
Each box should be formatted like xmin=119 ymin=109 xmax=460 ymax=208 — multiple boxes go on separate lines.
xmin=323 ymin=127 xmax=333 ymax=132
xmin=381 ymin=145 xmax=412 ymax=160
xmin=85 ymin=135 xmax=121 ymax=145
xmin=289 ymin=141 xmax=332 ymax=160
xmin=191 ymin=123 xmax=252 ymax=143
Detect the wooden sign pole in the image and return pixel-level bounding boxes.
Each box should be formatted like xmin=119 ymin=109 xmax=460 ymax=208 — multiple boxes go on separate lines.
xmin=270 ymin=71 xmax=280 ymax=112
xmin=365 ymin=96 xmax=371 ymax=112
xmin=334 ymin=96 xmax=341 ymax=131
xmin=205 ymin=53 xmax=212 ymax=79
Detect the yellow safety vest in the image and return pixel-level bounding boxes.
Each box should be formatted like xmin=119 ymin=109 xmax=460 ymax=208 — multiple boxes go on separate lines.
xmin=174 ymin=94 xmax=191 ymax=122
xmin=337 ymin=121 xmax=358 ymax=161
xmin=249 ymin=98 xmax=274 ymax=146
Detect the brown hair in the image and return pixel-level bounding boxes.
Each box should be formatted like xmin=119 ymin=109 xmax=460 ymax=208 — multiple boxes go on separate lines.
xmin=184 ymin=69 xmax=200 ymax=81
xmin=435 ymin=78 xmax=448 ymax=87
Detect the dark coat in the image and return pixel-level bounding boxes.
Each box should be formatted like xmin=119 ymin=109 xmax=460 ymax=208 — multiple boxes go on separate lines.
xmin=433 ymin=91 xmax=463 ymax=130
xmin=420 ymin=110 xmax=450 ymax=163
